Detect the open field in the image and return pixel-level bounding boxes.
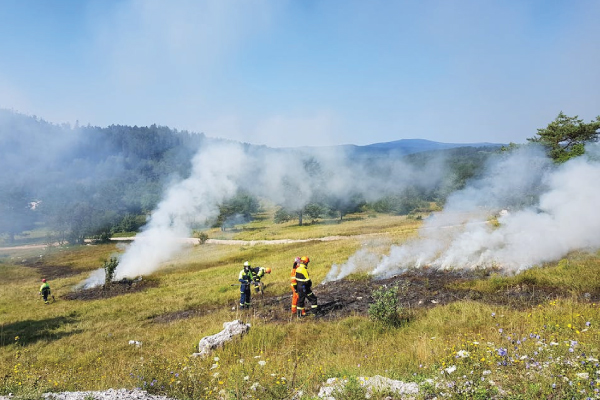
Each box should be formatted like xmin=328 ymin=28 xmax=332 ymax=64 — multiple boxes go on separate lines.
xmin=1 ymin=214 xmax=600 ymax=399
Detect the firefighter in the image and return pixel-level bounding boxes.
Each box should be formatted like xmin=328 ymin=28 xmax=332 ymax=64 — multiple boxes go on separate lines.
xmin=251 ymin=266 xmax=271 ymax=292
xmin=295 ymin=256 xmax=318 ymax=317
xmin=238 ymin=261 xmax=254 ymax=309
xmin=290 ymin=257 xmax=301 ymax=314
xmin=39 ymin=278 xmax=51 ymax=304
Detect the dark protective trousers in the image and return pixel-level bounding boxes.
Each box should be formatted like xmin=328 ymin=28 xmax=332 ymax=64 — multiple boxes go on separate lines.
xmin=297 ymin=283 xmax=317 ymax=315
xmin=41 ymin=288 xmax=50 ymax=303
xmin=239 ymin=283 xmax=251 ymax=307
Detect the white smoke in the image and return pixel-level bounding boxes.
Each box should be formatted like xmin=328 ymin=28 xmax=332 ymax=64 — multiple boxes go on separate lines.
xmin=76 ymin=268 xmax=106 ymax=290
xmin=111 ymin=142 xmax=245 ymax=279
xmin=326 ymin=144 xmax=600 ymax=281
xmin=76 ymin=139 xmax=498 ymax=287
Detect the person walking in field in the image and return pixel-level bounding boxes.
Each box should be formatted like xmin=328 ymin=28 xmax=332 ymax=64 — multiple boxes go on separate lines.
xmin=39 ymin=278 xmax=51 ymax=304
xmin=290 ymin=257 xmax=301 ymax=314
xmin=238 ymin=261 xmax=254 ymax=309
xmin=295 ymin=256 xmax=318 ymax=317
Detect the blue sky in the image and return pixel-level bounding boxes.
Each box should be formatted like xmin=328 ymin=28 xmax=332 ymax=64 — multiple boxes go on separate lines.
xmin=0 ymin=0 xmax=598 ymax=147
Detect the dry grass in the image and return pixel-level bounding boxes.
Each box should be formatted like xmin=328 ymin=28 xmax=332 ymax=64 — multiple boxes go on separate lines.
xmin=1 ymin=214 xmax=600 ymax=399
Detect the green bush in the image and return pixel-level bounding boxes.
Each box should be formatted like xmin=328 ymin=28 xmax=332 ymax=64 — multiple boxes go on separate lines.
xmin=368 ymin=285 xmax=405 ymax=327
xmin=103 ymin=257 xmax=119 ymax=285
xmin=193 ymin=230 xmax=209 ymax=244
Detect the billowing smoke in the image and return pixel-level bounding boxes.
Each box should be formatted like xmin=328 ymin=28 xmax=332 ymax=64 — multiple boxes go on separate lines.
xmin=115 ymin=143 xmax=245 ymax=278
xmin=78 ymin=140 xmax=457 ymax=286
xmin=325 ymin=144 xmax=600 ymax=281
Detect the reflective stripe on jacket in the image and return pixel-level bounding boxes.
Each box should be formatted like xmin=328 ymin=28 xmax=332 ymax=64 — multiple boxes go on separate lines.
xmin=295 ymin=263 xmax=310 ymax=283
xmin=239 ymin=269 xmax=254 ymax=283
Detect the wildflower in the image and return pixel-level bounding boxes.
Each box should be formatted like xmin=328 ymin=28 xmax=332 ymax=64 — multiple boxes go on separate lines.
xmin=576 ymin=373 xmax=590 ymax=380
xmin=499 ymin=328 xmax=503 ymax=333
xmin=586 ymin=321 xmax=591 ymax=327
xmin=214 ymin=357 xmax=220 ymax=362
xmin=497 ymin=348 xmax=508 ymax=357
xmin=244 ymin=376 xmax=249 ymax=381
xmin=258 ymin=360 xmax=266 ymax=366
xmin=444 ymin=365 xmax=457 ymax=374
xmin=456 ymin=350 xmax=470 ymax=358
xmin=491 ymin=313 xmax=496 ymax=317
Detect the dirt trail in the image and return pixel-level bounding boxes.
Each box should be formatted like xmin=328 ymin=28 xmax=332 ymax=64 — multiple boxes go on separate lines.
xmin=109 ymin=233 xmax=382 ymax=246
xmin=0 ymin=234 xmax=371 ymax=251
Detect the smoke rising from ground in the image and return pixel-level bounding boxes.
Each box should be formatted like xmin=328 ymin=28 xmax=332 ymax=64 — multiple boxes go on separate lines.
xmin=114 ymin=143 xmax=244 ymax=279
xmin=326 ymin=144 xmax=600 ymax=281
xmin=85 ymin=142 xmax=454 ymax=285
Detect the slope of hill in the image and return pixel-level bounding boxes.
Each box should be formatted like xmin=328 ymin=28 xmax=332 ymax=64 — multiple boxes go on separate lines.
xmin=289 ymin=138 xmax=504 ymax=158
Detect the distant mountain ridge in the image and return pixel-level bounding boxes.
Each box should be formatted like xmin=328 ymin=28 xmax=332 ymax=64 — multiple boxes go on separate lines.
xmin=290 ymin=138 xmax=504 ymax=157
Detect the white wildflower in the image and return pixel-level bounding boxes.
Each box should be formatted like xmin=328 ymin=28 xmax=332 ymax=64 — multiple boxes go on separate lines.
xmin=456 ymin=350 xmax=470 ymax=358
xmin=258 ymin=360 xmax=267 ymax=366
xmin=576 ymin=372 xmax=589 ymax=380
xmin=444 ymin=365 xmax=457 ymax=374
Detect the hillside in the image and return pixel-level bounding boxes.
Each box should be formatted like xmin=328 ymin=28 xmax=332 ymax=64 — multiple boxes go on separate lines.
xmin=0 ymin=109 xmax=501 ymax=248
xmin=1 ymin=214 xmax=599 ymax=400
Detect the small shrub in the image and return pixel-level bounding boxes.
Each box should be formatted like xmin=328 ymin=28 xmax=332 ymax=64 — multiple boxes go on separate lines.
xmin=103 ymin=257 xmax=119 ymax=285
xmin=193 ymin=230 xmax=209 ymax=244
xmin=274 ymin=208 xmax=293 ymax=223
xmin=368 ymin=285 xmax=405 ymax=327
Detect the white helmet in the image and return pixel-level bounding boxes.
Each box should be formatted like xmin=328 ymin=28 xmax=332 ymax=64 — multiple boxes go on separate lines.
xmin=243 ymin=261 xmax=250 ymax=267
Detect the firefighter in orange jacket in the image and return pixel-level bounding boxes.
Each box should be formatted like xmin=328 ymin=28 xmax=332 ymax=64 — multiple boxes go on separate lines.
xmin=295 ymin=256 xmax=318 ymax=316
xmin=290 ymin=257 xmax=300 ymax=314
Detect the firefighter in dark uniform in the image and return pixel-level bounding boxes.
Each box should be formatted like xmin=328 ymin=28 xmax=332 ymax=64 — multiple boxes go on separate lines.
xmin=251 ymin=266 xmax=271 ymax=292
xmin=295 ymin=256 xmax=318 ymax=317
xmin=238 ymin=261 xmax=254 ymax=309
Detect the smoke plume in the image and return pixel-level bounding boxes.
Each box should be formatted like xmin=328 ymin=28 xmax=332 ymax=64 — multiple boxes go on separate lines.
xmin=326 ymin=144 xmax=600 ymax=281
xmin=78 ymin=140 xmax=455 ymax=286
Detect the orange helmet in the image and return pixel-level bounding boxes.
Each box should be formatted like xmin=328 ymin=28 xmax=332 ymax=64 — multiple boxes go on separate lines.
xmin=300 ymin=256 xmax=309 ymax=264
xmin=265 ymin=267 xmax=272 ymax=274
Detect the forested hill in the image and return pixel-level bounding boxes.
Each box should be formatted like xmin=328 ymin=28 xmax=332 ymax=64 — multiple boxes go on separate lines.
xmin=0 ymin=109 xmax=502 ymax=245
xmin=293 ymin=138 xmax=503 ymax=158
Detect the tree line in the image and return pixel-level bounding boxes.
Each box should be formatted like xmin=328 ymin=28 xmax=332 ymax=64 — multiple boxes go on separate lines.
xmin=1 ymin=109 xmax=596 ymax=244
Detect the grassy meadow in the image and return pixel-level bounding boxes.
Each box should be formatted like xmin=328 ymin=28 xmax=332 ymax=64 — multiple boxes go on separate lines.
xmin=1 ymin=213 xmax=600 ymax=399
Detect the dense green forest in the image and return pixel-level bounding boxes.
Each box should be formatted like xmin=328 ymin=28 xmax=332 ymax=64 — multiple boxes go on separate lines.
xmin=0 ymin=109 xmax=500 ymax=245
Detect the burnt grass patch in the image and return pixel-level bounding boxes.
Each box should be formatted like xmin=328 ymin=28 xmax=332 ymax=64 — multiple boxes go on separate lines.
xmin=63 ymin=278 xmax=159 ymax=301
xmin=153 ymin=268 xmax=600 ymax=324
xmin=24 ymin=259 xmax=80 ymax=280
